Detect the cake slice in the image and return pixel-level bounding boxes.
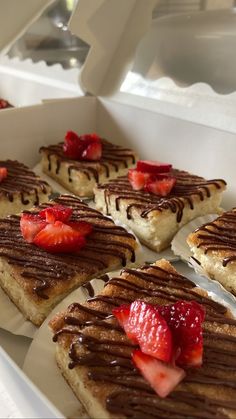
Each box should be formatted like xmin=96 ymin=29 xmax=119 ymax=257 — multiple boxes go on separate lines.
xmin=50 ymin=259 xmax=236 ymax=419
xmin=40 ymin=134 xmax=137 ymax=197
xmin=0 ymin=160 xmax=52 ymax=217
xmin=94 ymin=166 xmax=226 ymax=251
xmin=0 ymin=194 xmax=137 ymax=326
xmin=187 ymin=208 xmax=236 ymax=295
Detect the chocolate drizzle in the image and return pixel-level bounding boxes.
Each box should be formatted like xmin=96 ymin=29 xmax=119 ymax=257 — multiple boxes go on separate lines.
xmin=0 ymin=195 xmax=136 ymax=300
xmin=40 ymin=140 xmax=137 ymax=183
xmin=97 ymin=170 xmax=226 ymax=223
xmin=193 ymin=209 xmax=236 ymax=267
xmin=0 ymin=160 xmax=50 ymax=204
xmin=52 ymin=262 xmax=236 ymax=418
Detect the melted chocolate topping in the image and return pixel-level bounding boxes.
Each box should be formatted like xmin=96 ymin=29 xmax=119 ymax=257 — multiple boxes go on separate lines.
xmin=0 ymin=195 xmax=136 ymax=300
xmin=97 ymin=170 xmax=226 ymax=223
xmin=194 ymin=209 xmax=236 ymax=268
xmin=40 ymin=139 xmax=136 ymax=183
xmin=52 ymin=263 xmax=236 ymax=418
xmin=0 ymin=160 xmax=49 ymax=204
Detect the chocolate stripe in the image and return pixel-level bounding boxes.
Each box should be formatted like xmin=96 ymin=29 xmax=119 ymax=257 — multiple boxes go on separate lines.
xmin=40 ymin=140 xmax=136 ymax=183
xmin=97 ymin=170 xmax=226 ymax=223
xmin=0 ymin=160 xmax=50 ymax=204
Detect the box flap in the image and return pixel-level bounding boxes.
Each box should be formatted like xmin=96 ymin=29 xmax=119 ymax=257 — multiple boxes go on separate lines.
xmin=69 ymin=0 xmax=158 ymax=96
xmin=0 ymin=0 xmax=55 ymax=55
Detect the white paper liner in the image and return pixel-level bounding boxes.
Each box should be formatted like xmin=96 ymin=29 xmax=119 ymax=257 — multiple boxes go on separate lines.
xmin=22 ymin=272 xmax=121 ymax=419
xmin=171 ymin=214 xmax=219 ymax=262
xmin=22 ymin=261 xmax=236 ymax=419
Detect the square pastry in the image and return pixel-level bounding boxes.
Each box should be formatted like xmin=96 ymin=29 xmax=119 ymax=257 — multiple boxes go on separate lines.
xmin=94 ymin=161 xmax=226 ymax=251
xmin=0 ymin=194 xmax=137 ymax=325
xmin=187 ymin=208 xmax=236 ymax=295
xmin=40 ymin=132 xmax=137 ymax=197
xmin=50 ymin=259 xmax=236 ymax=419
xmin=0 ymin=160 xmax=52 ymax=217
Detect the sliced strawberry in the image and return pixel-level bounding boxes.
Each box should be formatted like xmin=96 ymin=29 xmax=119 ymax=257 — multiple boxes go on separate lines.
xmin=81 ymin=141 xmax=102 ymax=161
xmin=145 ymin=177 xmax=176 ymax=196
xmin=33 ymin=220 xmax=86 ymax=253
xmin=157 ymin=301 xmax=205 ymax=367
xmin=112 ymin=305 xmax=134 ymax=338
xmin=63 ymin=131 xmax=85 ymax=159
xmin=132 ymin=350 xmax=186 ymax=398
xmin=67 ymin=221 xmax=93 ymax=236
xmin=128 ymin=169 xmax=151 ymax=191
xmin=20 ymin=213 xmax=47 ymax=243
xmin=137 ymin=160 xmax=172 ymax=174
xmin=0 ymin=167 xmax=7 ymax=182
xmin=127 ymin=301 xmax=172 ymax=362
xmin=177 ymin=342 xmax=203 ymax=367
xmin=39 ymin=205 xmax=72 ymax=224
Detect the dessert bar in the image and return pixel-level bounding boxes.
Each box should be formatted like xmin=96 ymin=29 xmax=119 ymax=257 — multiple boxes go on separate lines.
xmin=187 ymin=208 xmax=236 ymax=295
xmin=50 ymin=259 xmax=236 ymax=419
xmin=0 ymin=160 xmax=51 ymax=217
xmin=0 ymin=194 xmax=137 ymax=326
xmin=40 ymin=135 xmax=137 ymax=197
xmin=94 ymin=166 xmax=226 ymax=251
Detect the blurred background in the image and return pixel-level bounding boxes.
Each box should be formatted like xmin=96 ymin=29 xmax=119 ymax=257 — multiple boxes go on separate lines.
xmin=7 ymin=0 xmax=235 ymax=70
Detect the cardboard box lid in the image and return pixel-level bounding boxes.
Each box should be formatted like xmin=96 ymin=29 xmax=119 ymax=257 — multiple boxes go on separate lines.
xmin=68 ymin=0 xmax=157 ymax=96
xmin=0 ymin=0 xmax=157 ymax=97
xmin=0 ymin=0 xmax=55 ymax=55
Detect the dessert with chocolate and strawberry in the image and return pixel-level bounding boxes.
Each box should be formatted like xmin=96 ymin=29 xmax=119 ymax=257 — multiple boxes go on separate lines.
xmin=187 ymin=207 xmax=236 ymax=296
xmin=94 ymin=159 xmax=226 ymax=251
xmin=39 ymin=131 xmax=138 ymax=197
xmin=50 ymin=259 xmax=236 ymax=419
xmin=0 ymin=194 xmax=137 ymax=325
xmin=0 ymin=160 xmax=51 ymax=217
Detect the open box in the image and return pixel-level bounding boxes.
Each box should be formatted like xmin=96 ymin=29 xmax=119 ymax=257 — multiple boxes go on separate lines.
xmin=1 ymin=0 xmax=236 ymax=417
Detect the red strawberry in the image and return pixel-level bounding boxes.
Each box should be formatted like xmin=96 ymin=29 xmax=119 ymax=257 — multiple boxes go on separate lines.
xmin=0 ymin=167 xmax=7 ymax=182
xmin=33 ymin=220 xmax=86 ymax=253
xmin=66 ymin=221 xmax=93 ymax=236
xmin=137 ymin=160 xmax=172 ymax=174
xmin=157 ymin=301 xmax=205 ymax=367
xmin=20 ymin=213 xmax=47 ymax=243
xmin=128 ymin=169 xmax=151 ymax=191
xmin=80 ymin=133 xmax=100 ymax=143
xmin=132 ymin=350 xmax=186 ymax=398
xmin=39 ymin=205 xmax=72 ymax=224
xmin=145 ymin=177 xmax=176 ymax=196
xmin=63 ymin=131 xmax=85 ymax=159
xmin=112 ymin=305 xmax=134 ymax=338
xmin=127 ymin=301 xmax=172 ymax=362
xmin=81 ymin=141 xmax=102 ymax=161
xmin=0 ymin=99 xmax=9 ymax=109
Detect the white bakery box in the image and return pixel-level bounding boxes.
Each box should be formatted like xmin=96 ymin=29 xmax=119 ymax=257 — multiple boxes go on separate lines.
xmin=1 ymin=0 xmax=236 ymax=417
